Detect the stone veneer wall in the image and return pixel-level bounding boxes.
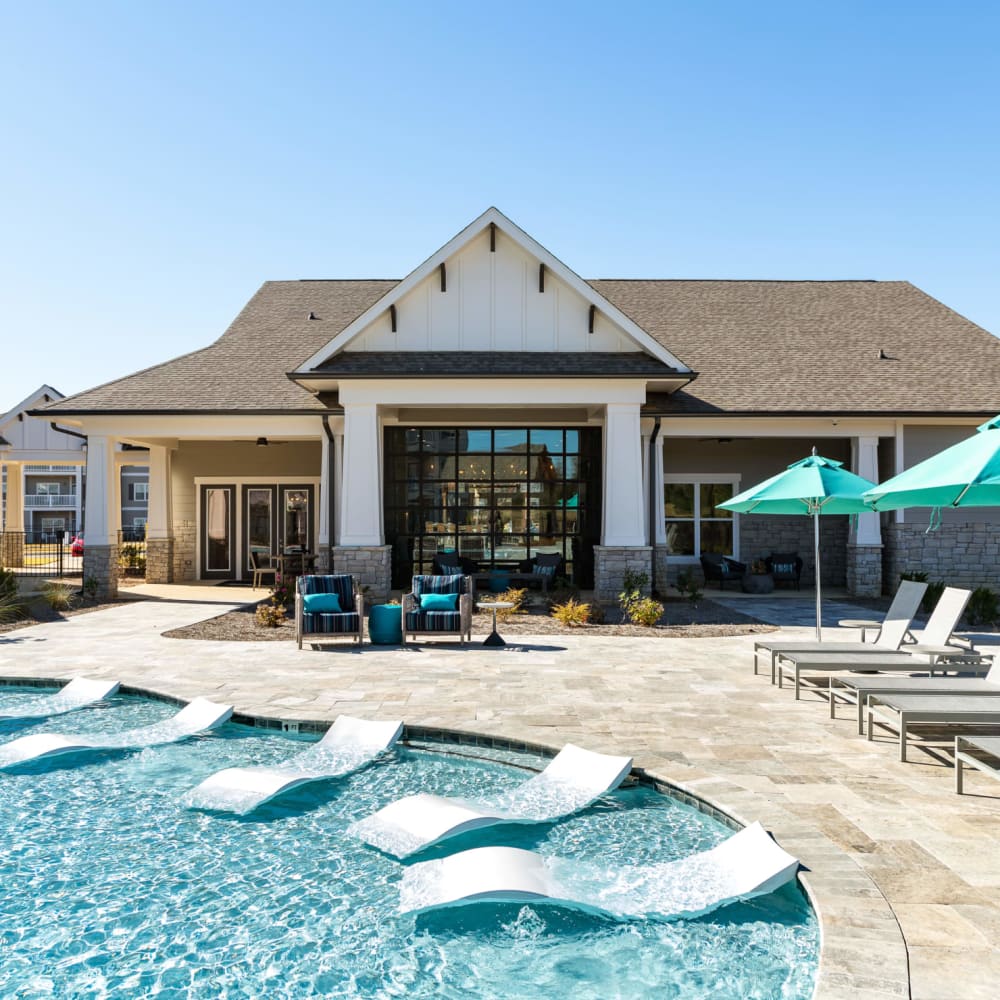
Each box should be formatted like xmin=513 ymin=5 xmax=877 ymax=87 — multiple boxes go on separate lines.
xmin=315 ymin=544 xmax=331 ymax=574
xmin=145 ymin=538 xmax=174 ymax=584
xmin=83 ymin=544 xmax=119 ymax=600
xmin=593 ymin=545 xmax=652 ymax=603
xmin=846 ymin=544 xmax=882 ymax=598
xmin=172 ymin=519 xmax=197 ymax=582
xmin=738 ymin=514 xmax=849 ymax=587
xmin=884 ymin=523 xmax=1000 ymax=591
xmin=333 ymin=545 xmax=391 ymax=604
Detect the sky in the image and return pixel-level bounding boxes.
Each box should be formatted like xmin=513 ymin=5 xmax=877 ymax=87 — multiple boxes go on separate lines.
xmin=1 ymin=1 xmax=998 ymax=409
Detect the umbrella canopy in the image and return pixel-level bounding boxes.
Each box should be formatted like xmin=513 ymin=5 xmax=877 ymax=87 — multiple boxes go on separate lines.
xmin=864 ymin=415 xmax=1000 ymax=512
xmin=718 ymin=451 xmax=876 ymax=640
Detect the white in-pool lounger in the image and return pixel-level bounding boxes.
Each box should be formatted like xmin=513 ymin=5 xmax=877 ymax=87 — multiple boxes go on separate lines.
xmin=955 ymin=736 xmax=1000 ymax=794
xmin=0 ymin=677 xmax=120 ymax=719
xmin=349 ymin=743 xmax=633 ymax=858
xmin=751 ymin=579 xmax=927 ymax=677
xmin=866 ymin=693 xmax=1000 ymax=762
xmin=398 ymin=821 xmax=799 ymax=919
xmin=829 ymin=662 xmax=1000 ymax=734
xmin=184 ymin=715 xmax=404 ymax=813
xmin=0 ymin=697 xmax=233 ymax=768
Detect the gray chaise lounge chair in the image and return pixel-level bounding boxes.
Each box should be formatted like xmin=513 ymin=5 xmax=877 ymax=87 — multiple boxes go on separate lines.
xmin=955 ymin=736 xmax=1000 ymax=794
xmin=829 ymin=662 xmax=1000 ymax=734
xmin=752 ymin=579 xmax=927 ymax=676
xmin=866 ymin=693 xmax=1000 ymax=762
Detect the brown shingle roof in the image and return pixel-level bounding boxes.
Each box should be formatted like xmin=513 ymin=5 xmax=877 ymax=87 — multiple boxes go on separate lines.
xmin=42 ymin=278 xmax=1000 ymax=416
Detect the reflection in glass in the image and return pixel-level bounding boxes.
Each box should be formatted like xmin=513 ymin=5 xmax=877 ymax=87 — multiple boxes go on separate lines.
xmin=247 ymin=489 xmax=272 ymax=562
xmin=664 ymin=483 xmax=695 ymax=517
xmin=701 ymin=482 xmax=734 ymax=518
xmin=529 ymin=429 xmax=563 ymax=453
xmin=206 ymin=488 xmax=230 ymax=571
xmin=665 ymin=520 xmax=695 ymax=555
xmin=700 ymin=521 xmax=733 ymax=554
xmin=284 ymin=490 xmax=309 ymax=549
xmin=461 ymin=429 xmax=492 ymax=453
xmin=494 ymin=429 xmax=528 ymax=453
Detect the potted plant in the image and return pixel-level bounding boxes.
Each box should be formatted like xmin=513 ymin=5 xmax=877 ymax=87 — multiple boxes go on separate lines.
xmin=741 ymin=558 xmax=775 ymax=594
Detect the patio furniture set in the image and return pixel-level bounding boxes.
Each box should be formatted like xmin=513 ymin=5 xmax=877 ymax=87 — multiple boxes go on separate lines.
xmin=700 ymin=552 xmax=803 ymax=593
xmin=752 ymin=577 xmax=1000 ymax=792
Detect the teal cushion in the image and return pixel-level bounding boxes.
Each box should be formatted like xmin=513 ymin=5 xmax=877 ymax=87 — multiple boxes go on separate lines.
xmin=304 ymin=592 xmax=342 ymax=613
xmin=535 ymin=563 xmax=557 ymax=578
xmin=420 ymin=592 xmax=458 ymax=611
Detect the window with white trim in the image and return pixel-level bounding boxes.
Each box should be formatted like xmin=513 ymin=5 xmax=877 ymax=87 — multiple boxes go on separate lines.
xmin=663 ymin=475 xmax=740 ymax=558
xmin=35 ymin=482 xmax=62 ymax=495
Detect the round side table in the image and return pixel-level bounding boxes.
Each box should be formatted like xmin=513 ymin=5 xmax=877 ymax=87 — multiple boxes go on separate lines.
xmin=476 ymin=601 xmax=514 ymax=647
xmin=368 ymin=603 xmax=403 ymax=645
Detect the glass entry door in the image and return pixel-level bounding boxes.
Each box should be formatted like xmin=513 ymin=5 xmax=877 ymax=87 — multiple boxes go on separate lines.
xmin=244 ymin=485 xmax=277 ymax=578
xmin=200 ymin=484 xmax=236 ymax=579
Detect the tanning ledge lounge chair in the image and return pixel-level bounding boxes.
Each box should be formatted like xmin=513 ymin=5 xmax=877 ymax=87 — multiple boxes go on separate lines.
xmin=752 ymin=579 xmax=928 ymax=677
xmin=0 ymin=677 xmax=120 ymax=720
xmin=185 ymin=715 xmax=404 ymax=813
xmin=349 ymin=743 xmax=633 ymax=858
xmin=955 ymin=736 xmax=1000 ymax=794
xmin=866 ymin=692 xmax=1000 ymax=762
xmin=0 ymin=697 xmax=233 ymax=768
xmin=398 ymin=821 xmax=799 ymax=920
xmin=829 ymin=662 xmax=1000 ymax=734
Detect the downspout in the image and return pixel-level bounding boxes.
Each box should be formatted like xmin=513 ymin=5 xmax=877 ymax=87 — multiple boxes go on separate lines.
xmin=321 ymin=415 xmax=336 ymax=557
xmin=648 ymin=416 xmax=661 ymax=597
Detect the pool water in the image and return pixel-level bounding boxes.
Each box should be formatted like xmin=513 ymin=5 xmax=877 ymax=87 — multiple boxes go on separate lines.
xmin=0 ymin=691 xmax=819 ymax=998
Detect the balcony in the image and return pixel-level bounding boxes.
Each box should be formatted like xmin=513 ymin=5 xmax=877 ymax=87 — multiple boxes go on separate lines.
xmin=25 ymin=494 xmax=78 ymax=508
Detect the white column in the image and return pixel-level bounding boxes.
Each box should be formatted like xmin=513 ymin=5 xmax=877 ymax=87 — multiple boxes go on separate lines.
xmin=334 ymin=432 xmax=344 ymax=545
xmin=146 ymin=445 xmax=172 ymax=540
xmin=654 ymin=436 xmax=667 ymax=544
xmin=603 ymin=403 xmax=646 ymax=546
xmin=318 ymin=431 xmax=331 ymax=547
xmin=4 ymin=463 xmax=24 ymax=533
xmin=74 ymin=465 xmax=83 ymax=534
xmin=339 ymin=403 xmax=382 ymax=545
xmin=84 ymin=436 xmax=119 ymax=545
xmin=854 ymin=435 xmax=882 ymax=545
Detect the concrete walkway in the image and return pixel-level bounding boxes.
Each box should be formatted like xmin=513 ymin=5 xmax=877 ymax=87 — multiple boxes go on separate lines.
xmin=2 ymin=597 xmax=1000 ymax=999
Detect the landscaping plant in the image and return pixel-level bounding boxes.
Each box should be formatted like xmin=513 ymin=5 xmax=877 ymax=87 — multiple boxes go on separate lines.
xmin=618 ymin=569 xmax=649 ymax=623
xmin=495 ymin=587 xmax=527 ymax=623
xmin=674 ymin=569 xmax=703 ymax=604
xmin=0 ymin=565 xmax=16 ymax=602
xmin=255 ymin=602 xmax=286 ymax=628
xmin=966 ymin=586 xmax=999 ymax=627
xmin=41 ymin=581 xmax=77 ymax=612
xmin=551 ymin=597 xmax=591 ymax=627
xmin=627 ymin=596 xmax=665 ymax=627
xmin=0 ymin=589 xmax=24 ymax=625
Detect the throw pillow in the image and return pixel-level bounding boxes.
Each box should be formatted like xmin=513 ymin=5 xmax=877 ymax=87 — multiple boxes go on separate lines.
xmin=419 ymin=592 xmax=458 ymax=611
xmin=535 ymin=563 xmax=557 ymax=578
xmin=304 ymin=592 xmax=342 ymax=613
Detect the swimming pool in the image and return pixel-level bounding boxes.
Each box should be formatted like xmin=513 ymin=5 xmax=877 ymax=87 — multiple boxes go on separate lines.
xmin=0 ymin=690 xmax=818 ymax=998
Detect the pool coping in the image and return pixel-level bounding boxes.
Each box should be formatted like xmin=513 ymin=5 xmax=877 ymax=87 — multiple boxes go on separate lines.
xmin=0 ymin=675 xmax=912 ymax=999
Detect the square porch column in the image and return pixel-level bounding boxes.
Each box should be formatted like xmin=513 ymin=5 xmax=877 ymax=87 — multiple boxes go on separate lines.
xmin=144 ymin=445 xmax=173 ymax=584
xmin=848 ymin=435 xmax=882 ymax=597
xmin=82 ymin=436 xmax=120 ymax=600
xmin=595 ymin=403 xmax=651 ymax=602
xmin=316 ymin=429 xmax=332 ymax=572
xmin=1 ymin=462 xmax=24 ymax=567
xmin=333 ymin=403 xmax=390 ymax=601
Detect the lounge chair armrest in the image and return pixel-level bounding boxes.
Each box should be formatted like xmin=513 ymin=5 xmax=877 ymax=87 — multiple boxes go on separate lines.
xmin=402 ymin=591 xmax=417 ymax=612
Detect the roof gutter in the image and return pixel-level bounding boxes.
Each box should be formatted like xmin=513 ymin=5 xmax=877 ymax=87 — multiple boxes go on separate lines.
xmin=50 ymin=422 xmax=87 ymax=441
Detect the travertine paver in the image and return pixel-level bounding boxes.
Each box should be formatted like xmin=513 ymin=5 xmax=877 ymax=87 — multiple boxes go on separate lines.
xmin=3 ymin=597 xmax=1000 ymax=999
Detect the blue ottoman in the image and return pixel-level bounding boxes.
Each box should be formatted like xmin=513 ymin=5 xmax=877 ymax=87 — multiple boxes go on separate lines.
xmin=368 ymin=603 xmax=403 ymax=645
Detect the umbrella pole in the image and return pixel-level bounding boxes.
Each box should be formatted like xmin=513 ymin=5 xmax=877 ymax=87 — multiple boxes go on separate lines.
xmin=814 ymin=511 xmax=822 ymax=641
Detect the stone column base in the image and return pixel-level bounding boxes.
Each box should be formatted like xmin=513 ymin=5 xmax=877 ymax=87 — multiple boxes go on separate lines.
xmin=83 ymin=544 xmax=119 ymax=601
xmin=593 ymin=545 xmax=652 ymax=604
xmin=846 ymin=543 xmax=882 ymax=598
xmin=315 ymin=544 xmax=332 ymax=574
xmin=1 ymin=533 xmax=25 ymax=569
xmin=145 ymin=538 xmax=174 ymax=584
xmin=333 ymin=545 xmax=391 ymax=604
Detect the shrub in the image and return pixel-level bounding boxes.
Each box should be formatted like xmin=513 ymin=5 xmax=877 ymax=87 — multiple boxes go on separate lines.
xmin=0 ymin=590 xmax=25 ymax=625
xmin=255 ymin=602 xmax=286 ymax=628
xmin=627 ymin=596 xmax=664 ymax=627
xmin=674 ymin=569 xmax=703 ymax=604
xmin=551 ymin=597 xmax=591 ymax=627
xmin=270 ymin=574 xmax=293 ymax=608
xmin=587 ymin=602 xmax=606 ymax=625
xmin=618 ymin=569 xmax=649 ymax=623
xmin=82 ymin=577 xmax=99 ymax=602
xmin=966 ymin=587 xmax=999 ymax=627
xmin=118 ymin=543 xmax=146 ymax=574
xmin=41 ymin=581 xmax=77 ymax=612
xmin=0 ymin=565 xmax=17 ymax=602
xmin=545 ymin=583 xmax=580 ymax=611
xmin=496 ymin=587 xmax=527 ymax=623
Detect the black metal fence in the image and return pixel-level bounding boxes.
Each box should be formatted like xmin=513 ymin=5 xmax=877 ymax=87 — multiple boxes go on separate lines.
xmin=118 ymin=529 xmax=147 ymax=578
xmin=0 ymin=531 xmax=83 ymax=578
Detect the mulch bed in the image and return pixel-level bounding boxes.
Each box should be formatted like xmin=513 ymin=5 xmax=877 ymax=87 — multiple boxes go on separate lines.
xmin=164 ymin=597 xmax=776 ymax=643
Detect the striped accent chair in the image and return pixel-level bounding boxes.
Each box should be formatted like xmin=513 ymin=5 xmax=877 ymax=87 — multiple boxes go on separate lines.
xmin=403 ymin=574 xmax=472 ymax=645
xmin=295 ymin=574 xmax=363 ymax=649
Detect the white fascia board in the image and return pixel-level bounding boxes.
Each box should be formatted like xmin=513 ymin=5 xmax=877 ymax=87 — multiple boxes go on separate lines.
xmin=339 ymin=378 xmax=646 ymax=407
xmin=296 ymin=207 xmax=691 ymax=374
xmin=75 ymin=414 xmax=326 ymax=440
xmin=660 ymin=416 xmax=897 ymax=437
xmin=0 ymin=384 xmax=66 ymax=430
xmin=0 ymin=449 xmax=87 ymax=465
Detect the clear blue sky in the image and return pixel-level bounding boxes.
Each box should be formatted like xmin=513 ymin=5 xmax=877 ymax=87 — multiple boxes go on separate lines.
xmin=1 ymin=1 xmax=998 ymax=408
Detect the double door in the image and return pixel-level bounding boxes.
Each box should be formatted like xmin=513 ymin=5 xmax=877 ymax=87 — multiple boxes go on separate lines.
xmin=200 ymin=483 xmax=314 ymax=580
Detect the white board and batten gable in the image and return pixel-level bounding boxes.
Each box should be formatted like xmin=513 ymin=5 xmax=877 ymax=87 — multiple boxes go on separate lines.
xmin=0 ymin=385 xmax=86 ymax=462
xmin=298 ymin=208 xmax=690 ymax=370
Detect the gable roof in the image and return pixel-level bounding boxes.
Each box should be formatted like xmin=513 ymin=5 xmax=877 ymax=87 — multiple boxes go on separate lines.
xmin=1 ymin=385 xmax=64 ymax=429
xmin=39 ymin=279 xmax=1000 ymax=419
xmin=297 ymin=207 xmax=691 ymax=373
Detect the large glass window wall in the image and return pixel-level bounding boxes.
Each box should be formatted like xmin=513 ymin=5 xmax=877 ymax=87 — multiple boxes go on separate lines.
xmin=384 ymin=427 xmax=601 ymax=588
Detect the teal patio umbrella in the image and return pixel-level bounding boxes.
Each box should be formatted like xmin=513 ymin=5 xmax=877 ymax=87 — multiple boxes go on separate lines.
xmin=718 ymin=450 xmax=876 ymax=640
xmin=863 ymin=416 xmax=1000 ymax=518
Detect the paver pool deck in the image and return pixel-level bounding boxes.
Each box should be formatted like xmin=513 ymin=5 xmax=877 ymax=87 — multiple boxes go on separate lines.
xmin=2 ymin=592 xmax=999 ymax=999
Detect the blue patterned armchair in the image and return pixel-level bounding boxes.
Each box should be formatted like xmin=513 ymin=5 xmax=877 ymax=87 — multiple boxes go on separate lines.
xmin=295 ymin=574 xmax=363 ymax=649
xmin=402 ymin=574 xmax=472 ymax=645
